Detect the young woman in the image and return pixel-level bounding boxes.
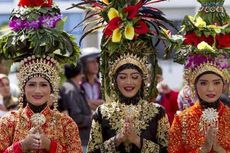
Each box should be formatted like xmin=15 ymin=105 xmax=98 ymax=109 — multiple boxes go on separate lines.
xmin=0 ymin=57 xmax=83 ymax=152
xmin=0 ymin=0 xmax=82 ymax=152
xmin=169 ymin=69 xmax=230 ymax=152
xmin=87 ymin=61 xmax=170 ymax=153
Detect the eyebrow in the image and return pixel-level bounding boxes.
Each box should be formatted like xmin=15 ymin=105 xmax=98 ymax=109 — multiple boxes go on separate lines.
xmin=118 ymin=72 xmax=141 ymax=75
xmin=199 ymin=79 xmax=222 ymax=82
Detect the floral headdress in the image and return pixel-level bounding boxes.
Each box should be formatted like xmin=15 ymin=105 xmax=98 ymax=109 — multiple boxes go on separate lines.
xmin=0 ymin=0 xmax=80 ymax=110
xmin=70 ymin=0 xmax=175 ymax=101
xmin=164 ymin=0 xmax=230 ymax=94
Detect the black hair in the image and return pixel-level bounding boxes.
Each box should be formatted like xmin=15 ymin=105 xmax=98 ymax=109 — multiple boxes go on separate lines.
xmin=64 ymin=62 xmax=82 ymax=79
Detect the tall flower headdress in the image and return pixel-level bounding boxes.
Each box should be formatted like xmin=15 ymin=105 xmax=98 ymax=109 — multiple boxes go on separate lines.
xmin=70 ymin=0 xmax=175 ymax=101
xmin=163 ymin=0 xmax=229 ymax=134
xmin=0 ymin=0 xmax=80 ymax=110
xmin=164 ymin=0 xmax=230 ymax=93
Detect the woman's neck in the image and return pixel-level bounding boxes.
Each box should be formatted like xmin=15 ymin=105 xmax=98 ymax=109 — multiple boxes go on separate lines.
xmin=199 ymin=98 xmax=220 ymax=110
xmin=28 ymin=102 xmax=47 ymax=113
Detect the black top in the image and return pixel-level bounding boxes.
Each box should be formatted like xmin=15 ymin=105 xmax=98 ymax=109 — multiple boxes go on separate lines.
xmin=59 ymin=80 xmax=92 ymax=145
xmin=87 ymin=100 xmax=169 ymax=153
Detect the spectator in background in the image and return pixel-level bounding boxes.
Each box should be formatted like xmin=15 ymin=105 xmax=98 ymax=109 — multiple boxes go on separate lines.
xmin=59 ymin=62 xmax=92 ymax=153
xmin=156 ymin=66 xmax=179 ymax=125
xmin=177 ymin=83 xmax=196 ymax=112
xmin=0 ymin=73 xmax=18 ymax=117
xmin=80 ymin=47 xmax=104 ymax=111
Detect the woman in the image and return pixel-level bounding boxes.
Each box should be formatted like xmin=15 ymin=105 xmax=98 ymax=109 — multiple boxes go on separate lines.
xmin=166 ymin=0 xmax=230 ymax=152
xmin=0 ymin=0 xmax=82 ymax=152
xmin=0 ymin=56 xmax=83 ymax=152
xmin=87 ymin=61 xmax=169 ymax=153
xmin=169 ymin=69 xmax=230 ymax=152
xmin=0 ymin=73 xmax=18 ymax=113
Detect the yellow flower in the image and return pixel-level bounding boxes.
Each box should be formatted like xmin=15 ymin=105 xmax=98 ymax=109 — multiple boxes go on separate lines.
xmin=195 ymin=17 xmax=206 ymax=28
xmin=197 ymin=41 xmax=215 ymax=53
xmin=108 ymin=8 xmax=119 ymax=20
xmin=102 ymin=0 xmax=110 ymax=5
xmin=112 ymin=28 xmax=122 ymax=42
xmin=207 ymin=25 xmax=221 ymax=33
xmin=124 ymin=24 xmax=134 ymax=40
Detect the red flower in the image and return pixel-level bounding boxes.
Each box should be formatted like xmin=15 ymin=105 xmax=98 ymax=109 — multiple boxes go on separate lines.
xmin=103 ymin=17 xmax=122 ymax=36
xmin=18 ymin=0 xmax=53 ymax=7
xmin=183 ymin=32 xmax=199 ymax=46
xmin=216 ymin=34 xmax=230 ymax=49
xmin=199 ymin=34 xmax=214 ymax=46
xmin=123 ymin=1 xmax=142 ymax=19
xmin=134 ymin=20 xmax=149 ymax=35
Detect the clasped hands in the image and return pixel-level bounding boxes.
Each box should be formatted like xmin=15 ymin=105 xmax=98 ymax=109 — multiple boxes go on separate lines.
xmin=115 ymin=117 xmax=141 ymax=148
xmin=21 ymin=126 xmax=51 ymax=152
xmin=199 ymin=127 xmax=226 ymax=153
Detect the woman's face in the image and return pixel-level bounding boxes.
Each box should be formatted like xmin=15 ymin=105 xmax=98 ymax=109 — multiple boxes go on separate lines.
xmin=196 ymin=73 xmax=224 ymax=103
xmin=0 ymin=78 xmax=10 ymax=98
xmin=116 ymin=68 xmax=142 ymax=98
xmin=25 ymin=77 xmax=51 ymax=106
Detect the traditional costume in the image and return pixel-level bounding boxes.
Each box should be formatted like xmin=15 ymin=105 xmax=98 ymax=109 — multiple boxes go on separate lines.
xmin=71 ymin=0 xmax=175 ymax=152
xmin=164 ymin=0 xmax=230 ymax=152
xmin=0 ymin=0 xmax=82 ymax=152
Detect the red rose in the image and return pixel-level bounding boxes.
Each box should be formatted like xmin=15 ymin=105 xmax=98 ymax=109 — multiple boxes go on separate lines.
xmin=199 ymin=34 xmax=214 ymax=46
xmin=134 ymin=20 xmax=149 ymax=35
xmin=183 ymin=32 xmax=199 ymax=46
xmin=18 ymin=0 xmax=53 ymax=7
xmin=216 ymin=34 xmax=230 ymax=49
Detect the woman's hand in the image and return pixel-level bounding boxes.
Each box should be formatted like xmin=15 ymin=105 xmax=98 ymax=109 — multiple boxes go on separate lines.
xmin=115 ymin=125 xmax=127 ymax=146
xmin=124 ymin=117 xmax=141 ymax=148
xmin=21 ymin=127 xmax=40 ymax=151
xmin=213 ymin=134 xmax=226 ymax=153
xmin=199 ymin=127 xmax=217 ymax=153
xmin=39 ymin=133 xmax=51 ymax=151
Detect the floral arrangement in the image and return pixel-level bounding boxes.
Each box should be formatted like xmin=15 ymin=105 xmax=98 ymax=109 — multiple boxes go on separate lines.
xmin=163 ymin=0 xmax=230 ymax=64
xmin=70 ymin=0 xmax=175 ymax=47
xmin=0 ymin=0 xmax=79 ymax=64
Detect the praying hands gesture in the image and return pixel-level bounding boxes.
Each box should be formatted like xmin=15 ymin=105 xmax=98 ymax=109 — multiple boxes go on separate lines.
xmin=21 ymin=126 xmax=51 ymax=152
xmin=199 ymin=127 xmax=226 ymax=153
xmin=115 ymin=117 xmax=141 ymax=148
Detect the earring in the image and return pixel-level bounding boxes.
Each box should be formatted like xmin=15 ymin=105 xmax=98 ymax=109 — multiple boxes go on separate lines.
xmin=18 ymin=94 xmax=24 ymax=111
xmin=50 ymin=93 xmax=58 ymax=111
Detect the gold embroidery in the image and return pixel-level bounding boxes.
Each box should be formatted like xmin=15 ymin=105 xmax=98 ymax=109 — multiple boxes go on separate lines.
xmin=157 ymin=115 xmax=169 ymax=148
xmin=100 ymin=100 xmax=159 ymax=135
xmin=87 ymin=120 xmax=103 ymax=152
xmin=101 ymin=137 xmax=117 ymax=153
xmin=141 ymin=139 xmax=159 ymax=153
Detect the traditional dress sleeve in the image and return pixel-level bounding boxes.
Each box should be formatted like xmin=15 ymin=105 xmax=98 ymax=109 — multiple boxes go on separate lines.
xmin=51 ymin=115 xmax=83 ymax=153
xmin=0 ymin=112 xmax=23 ymax=153
xmin=141 ymin=106 xmax=170 ymax=153
xmin=87 ymin=108 xmax=116 ymax=153
xmin=168 ymin=114 xmax=187 ymax=153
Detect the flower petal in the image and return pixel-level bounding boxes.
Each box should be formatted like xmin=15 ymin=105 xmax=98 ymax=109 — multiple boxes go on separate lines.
xmin=195 ymin=16 xmax=206 ymax=28
xmin=112 ymin=28 xmax=122 ymax=42
xmin=134 ymin=20 xmax=149 ymax=35
xmin=102 ymin=0 xmax=110 ymax=5
xmin=108 ymin=8 xmax=119 ymax=20
xmin=125 ymin=24 xmax=135 ymax=40
xmin=197 ymin=41 xmax=215 ymax=53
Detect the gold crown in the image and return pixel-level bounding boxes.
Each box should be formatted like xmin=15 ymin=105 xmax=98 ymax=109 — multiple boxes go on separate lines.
xmin=184 ymin=62 xmax=229 ymax=97
xmin=17 ymin=55 xmax=60 ymax=97
xmin=109 ymin=53 xmax=149 ymax=77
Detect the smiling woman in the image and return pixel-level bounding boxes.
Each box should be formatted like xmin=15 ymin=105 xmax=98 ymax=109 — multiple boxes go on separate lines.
xmin=0 ymin=0 xmax=82 ymax=152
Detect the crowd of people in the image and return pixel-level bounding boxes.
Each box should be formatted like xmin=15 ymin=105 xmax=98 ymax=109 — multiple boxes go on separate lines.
xmin=0 ymin=0 xmax=229 ymax=152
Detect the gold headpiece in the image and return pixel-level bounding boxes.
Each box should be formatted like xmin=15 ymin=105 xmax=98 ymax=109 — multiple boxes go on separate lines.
xmin=184 ymin=61 xmax=229 ymax=97
xmin=109 ymin=53 xmax=149 ymax=77
xmin=17 ymin=55 xmax=60 ymax=109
